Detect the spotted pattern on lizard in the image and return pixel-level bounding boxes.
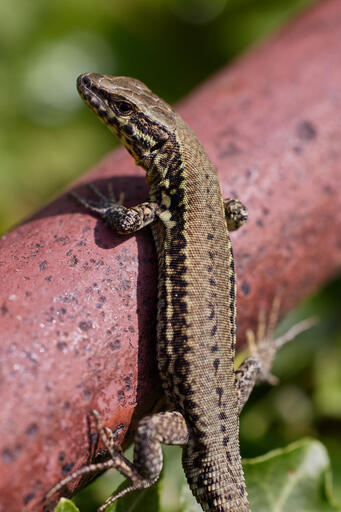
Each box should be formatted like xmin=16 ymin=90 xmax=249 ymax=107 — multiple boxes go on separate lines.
xmin=46 ymin=73 xmax=262 ymax=512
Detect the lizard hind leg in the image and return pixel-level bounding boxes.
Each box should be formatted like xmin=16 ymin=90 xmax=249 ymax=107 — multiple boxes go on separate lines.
xmin=235 ymin=295 xmax=317 ymax=413
xmin=46 ymin=410 xmax=189 ymax=512
xmin=99 ymin=411 xmax=189 ymax=511
xmin=45 ymin=410 xmax=149 ymax=508
xmin=98 ymin=410 xmax=189 ymax=511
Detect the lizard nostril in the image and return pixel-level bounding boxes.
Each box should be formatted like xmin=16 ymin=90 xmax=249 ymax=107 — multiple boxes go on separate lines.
xmin=78 ymin=74 xmax=91 ymax=88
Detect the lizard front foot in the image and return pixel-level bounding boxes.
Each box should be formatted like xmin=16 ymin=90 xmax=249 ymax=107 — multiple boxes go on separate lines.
xmin=70 ymin=183 xmax=125 ymax=216
xmin=70 ymin=183 xmax=160 ymax=234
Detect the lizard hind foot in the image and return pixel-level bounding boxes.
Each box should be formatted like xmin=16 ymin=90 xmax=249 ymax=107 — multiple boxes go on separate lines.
xmin=97 ymin=481 xmax=147 ymax=512
xmin=45 ymin=459 xmax=150 ymax=511
xmin=45 ymin=410 xmax=149 ymax=507
xmin=236 ymin=294 xmax=317 ymax=413
xmin=45 ymin=458 xmax=116 ymax=502
xmin=247 ymin=294 xmax=317 ymax=383
xmin=246 ymin=294 xmax=317 ymax=384
xmin=245 ymin=294 xmax=282 ymax=385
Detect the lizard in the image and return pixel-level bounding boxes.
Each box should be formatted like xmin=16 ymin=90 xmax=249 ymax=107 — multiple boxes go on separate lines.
xmin=46 ymin=73 xmax=313 ymax=512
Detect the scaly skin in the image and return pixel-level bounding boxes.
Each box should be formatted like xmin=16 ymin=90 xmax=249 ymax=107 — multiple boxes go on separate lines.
xmin=47 ymin=73 xmax=250 ymax=511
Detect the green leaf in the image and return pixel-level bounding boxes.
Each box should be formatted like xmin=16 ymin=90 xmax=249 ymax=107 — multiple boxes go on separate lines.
xmin=105 ymin=475 xmax=161 ymax=512
xmin=244 ymin=438 xmax=340 ymax=511
xmin=53 ymin=498 xmax=80 ymax=512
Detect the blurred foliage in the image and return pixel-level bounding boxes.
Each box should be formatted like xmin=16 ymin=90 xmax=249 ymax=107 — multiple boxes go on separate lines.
xmin=2 ymin=1 xmax=340 ymax=511
xmin=244 ymin=439 xmax=338 ymax=511
xmin=0 ymin=0 xmax=315 ymax=232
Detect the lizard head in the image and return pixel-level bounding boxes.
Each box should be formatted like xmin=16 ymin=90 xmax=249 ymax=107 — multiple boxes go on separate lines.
xmin=77 ymin=73 xmax=176 ymax=167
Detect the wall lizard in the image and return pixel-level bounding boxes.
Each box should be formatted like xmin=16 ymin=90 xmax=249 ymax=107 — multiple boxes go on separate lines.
xmin=46 ymin=74 xmax=312 ymax=512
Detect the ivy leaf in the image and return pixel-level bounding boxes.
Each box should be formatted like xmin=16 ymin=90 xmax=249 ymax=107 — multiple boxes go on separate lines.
xmin=244 ymin=438 xmax=339 ymax=511
xmin=53 ymin=497 xmax=80 ymax=512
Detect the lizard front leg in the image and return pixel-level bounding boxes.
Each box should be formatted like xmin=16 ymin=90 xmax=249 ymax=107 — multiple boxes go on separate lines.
xmin=46 ymin=411 xmax=189 ymax=511
xmin=70 ymin=183 xmax=160 ymax=234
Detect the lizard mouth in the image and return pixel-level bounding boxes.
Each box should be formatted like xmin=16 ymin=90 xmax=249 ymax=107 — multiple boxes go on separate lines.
xmin=77 ymin=73 xmax=108 ymax=119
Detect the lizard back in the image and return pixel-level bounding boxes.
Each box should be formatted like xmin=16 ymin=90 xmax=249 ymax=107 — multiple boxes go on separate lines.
xmin=149 ymin=115 xmax=248 ymax=510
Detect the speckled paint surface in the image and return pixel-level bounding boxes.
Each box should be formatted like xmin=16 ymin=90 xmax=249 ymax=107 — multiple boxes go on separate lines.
xmin=1 ymin=1 xmax=341 ymax=510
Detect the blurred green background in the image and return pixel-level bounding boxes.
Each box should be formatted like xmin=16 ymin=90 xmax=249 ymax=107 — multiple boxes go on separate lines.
xmin=1 ymin=0 xmax=340 ymax=510
xmin=0 ymin=0 xmax=317 ymax=233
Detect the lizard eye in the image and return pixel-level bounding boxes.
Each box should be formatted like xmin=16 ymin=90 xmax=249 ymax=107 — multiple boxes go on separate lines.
xmin=115 ymin=101 xmax=133 ymax=115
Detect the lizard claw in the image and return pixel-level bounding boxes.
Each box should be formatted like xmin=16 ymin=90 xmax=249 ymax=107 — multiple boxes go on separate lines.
xmin=69 ymin=183 xmax=125 ymax=213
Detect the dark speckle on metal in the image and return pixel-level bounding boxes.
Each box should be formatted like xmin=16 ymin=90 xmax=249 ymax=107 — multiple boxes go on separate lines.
xmin=61 ymin=462 xmax=75 ymax=476
xmin=297 ymin=120 xmax=317 ymax=141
